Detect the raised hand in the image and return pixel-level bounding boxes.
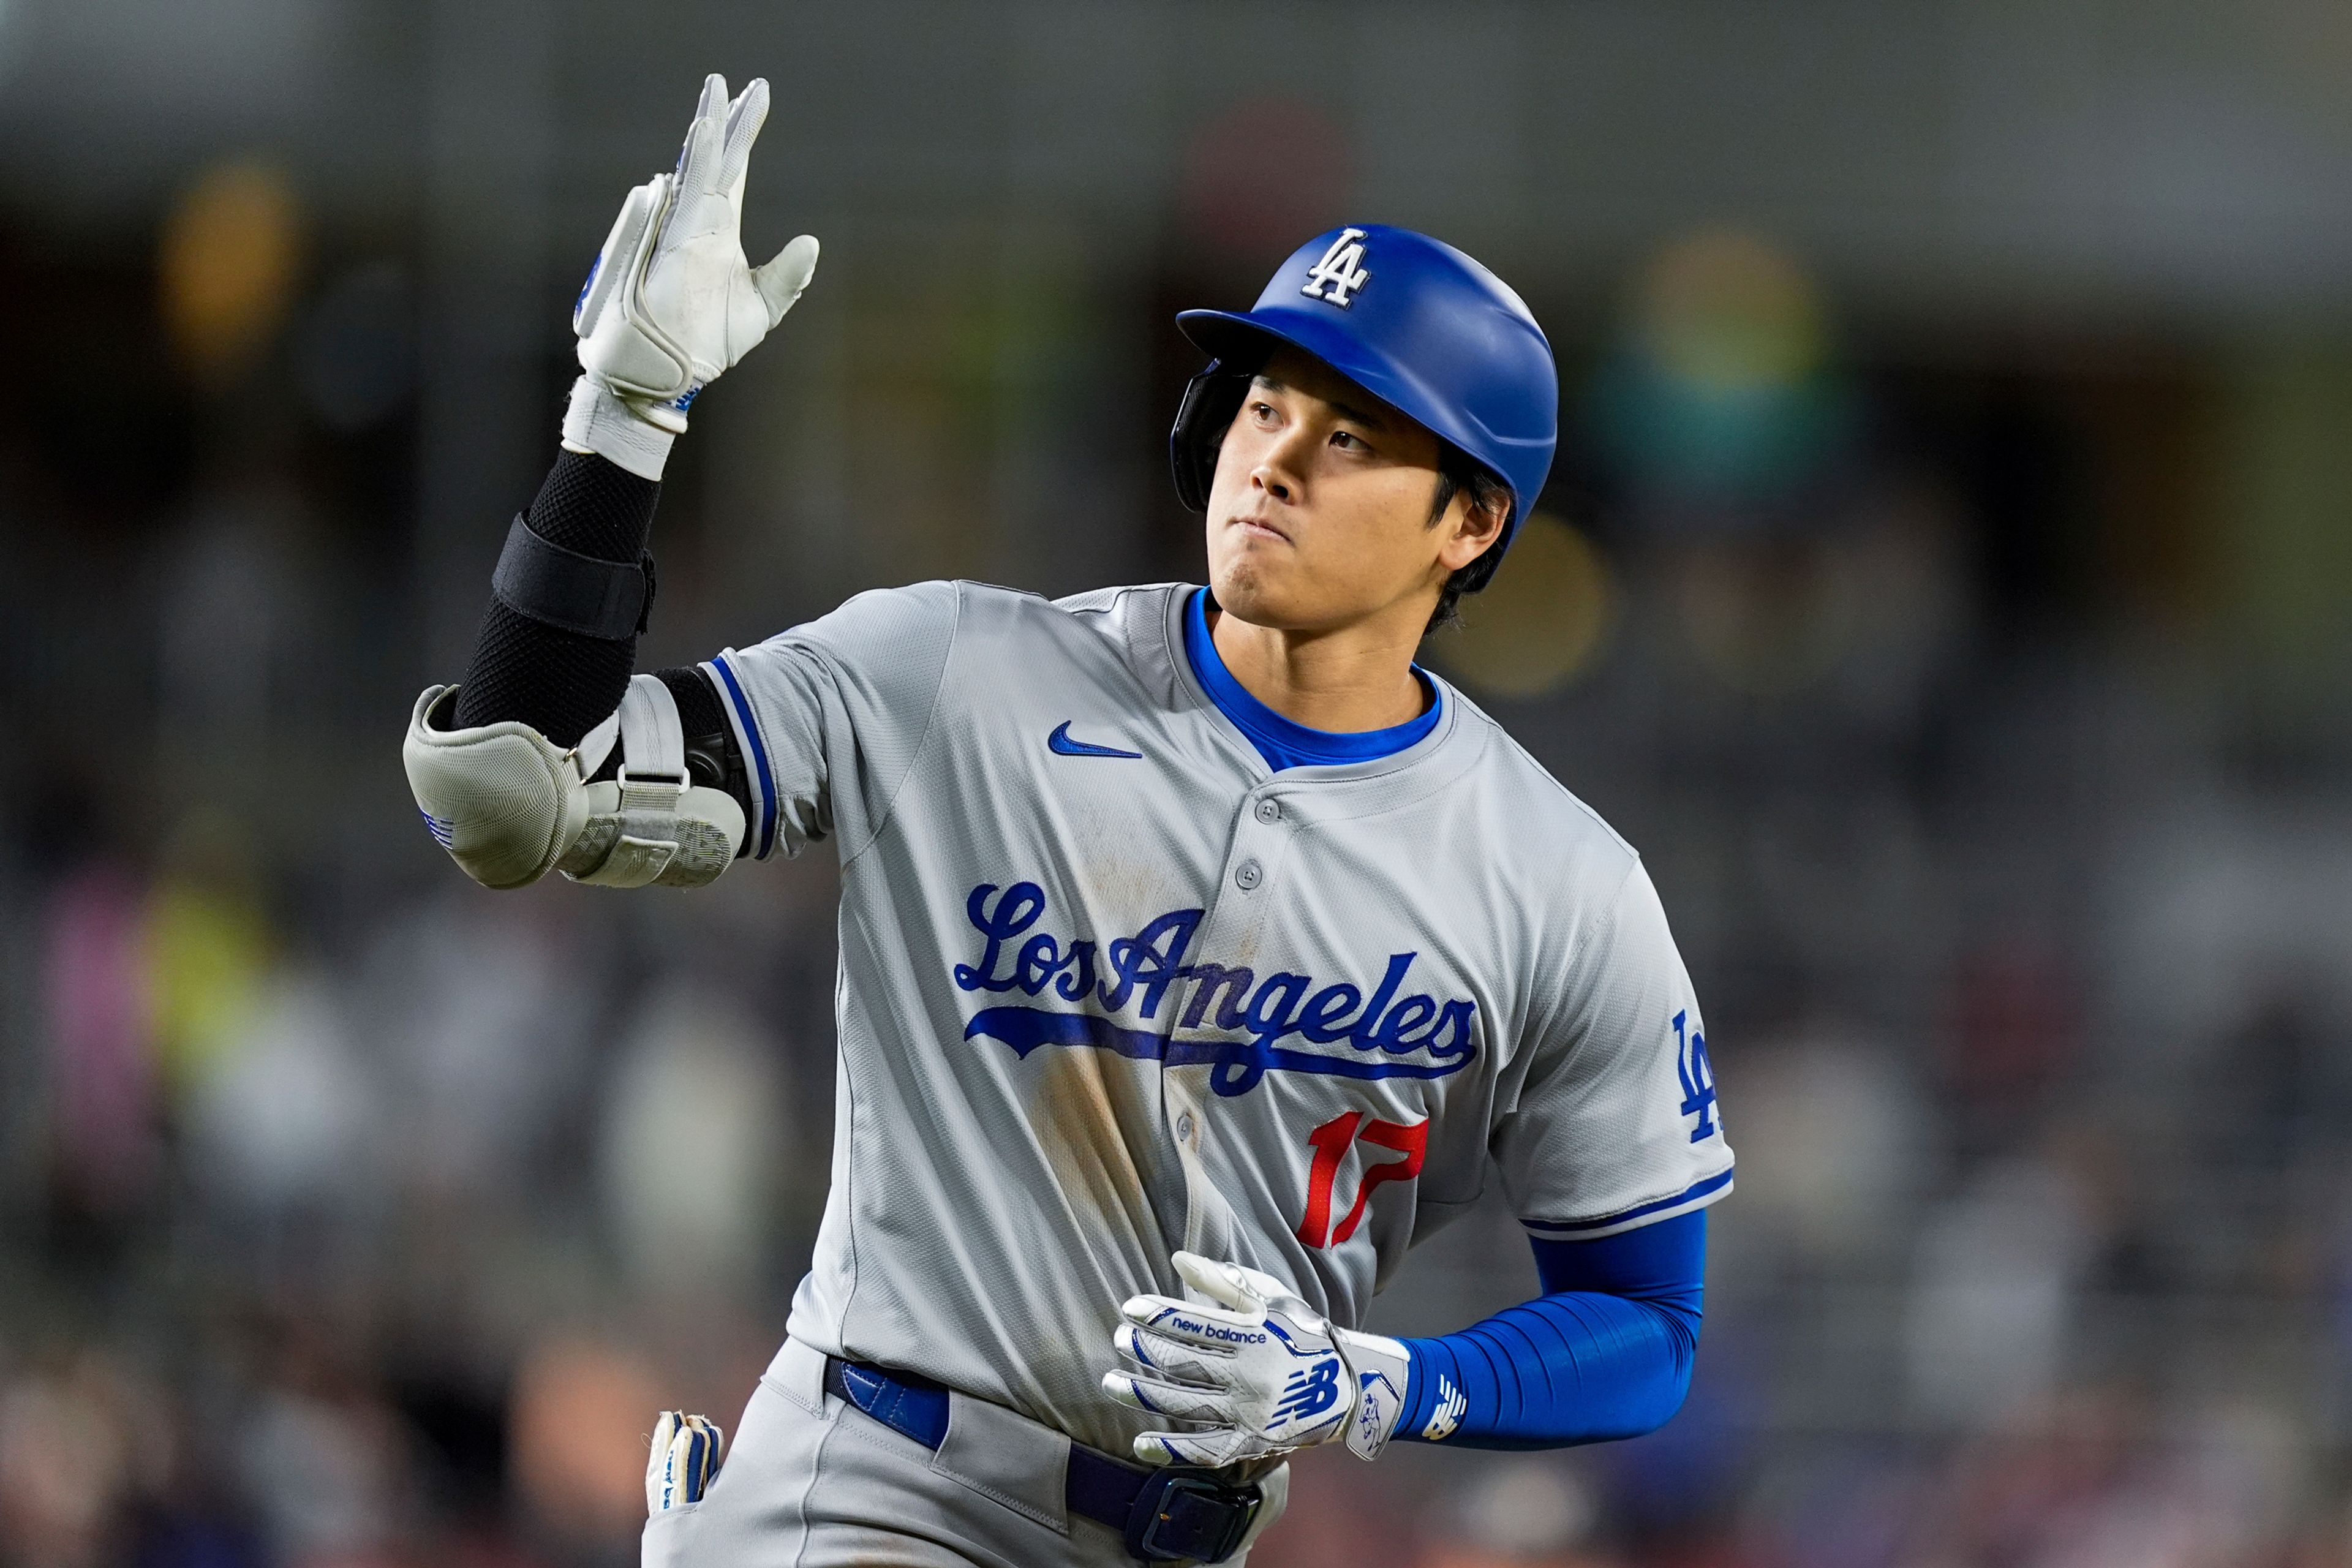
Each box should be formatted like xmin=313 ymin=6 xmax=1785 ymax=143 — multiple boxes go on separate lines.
xmin=564 ymin=73 xmax=820 ymax=478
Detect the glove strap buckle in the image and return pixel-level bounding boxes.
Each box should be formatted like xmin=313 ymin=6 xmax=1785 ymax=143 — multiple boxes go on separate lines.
xmin=1123 ymin=1468 xmax=1261 ymax=1564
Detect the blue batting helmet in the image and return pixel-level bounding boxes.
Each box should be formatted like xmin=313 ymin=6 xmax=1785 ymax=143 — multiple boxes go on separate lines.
xmin=1170 ymin=224 xmax=1558 ymax=579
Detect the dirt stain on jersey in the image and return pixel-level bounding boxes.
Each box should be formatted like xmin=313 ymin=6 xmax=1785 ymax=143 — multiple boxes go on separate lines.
xmin=1026 ymin=1047 xmax=1172 ymax=1248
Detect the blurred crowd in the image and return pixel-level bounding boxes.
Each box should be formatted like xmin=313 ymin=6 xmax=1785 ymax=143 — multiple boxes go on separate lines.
xmin=4 ymin=4 xmax=2351 ymax=1566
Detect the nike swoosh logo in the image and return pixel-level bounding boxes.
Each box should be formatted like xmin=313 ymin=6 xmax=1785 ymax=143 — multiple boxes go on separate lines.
xmin=1047 ymin=722 xmax=1142 ymax=760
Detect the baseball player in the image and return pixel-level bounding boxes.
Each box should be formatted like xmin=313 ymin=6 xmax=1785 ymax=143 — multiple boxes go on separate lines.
xmin=405 ymin=77 xmax=1731 ymax=1567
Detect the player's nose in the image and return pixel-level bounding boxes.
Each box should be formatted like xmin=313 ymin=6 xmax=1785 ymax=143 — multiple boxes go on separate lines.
xmin=1250 ymin=426 xmax=1313 ymax=503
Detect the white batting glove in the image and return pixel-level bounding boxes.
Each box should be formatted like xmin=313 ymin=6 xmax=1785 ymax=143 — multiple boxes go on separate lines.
xmin=564 ymin=72 xmax=821 ymax=480
xmin=646 ymin=1410 xmax=725 ymax=1515
xmin=1102 ymin=1251 xmax=1412 ymax=1468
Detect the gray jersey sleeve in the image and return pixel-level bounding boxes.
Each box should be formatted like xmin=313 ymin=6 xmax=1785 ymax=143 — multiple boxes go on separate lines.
xmin=701 ymin=580 xmax=962 ymax=862
xmin=1490 ymin=861 xmax=1734 ymax=1240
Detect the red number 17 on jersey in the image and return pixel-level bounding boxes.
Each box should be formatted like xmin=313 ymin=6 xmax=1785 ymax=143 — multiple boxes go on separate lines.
xmin=1297 ymin=1111 xmax=1429 ymax=1249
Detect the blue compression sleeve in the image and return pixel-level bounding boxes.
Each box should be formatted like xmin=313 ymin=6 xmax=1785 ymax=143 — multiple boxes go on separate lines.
xmin=1392 ymin=1210 xmax=1706 ymax=1450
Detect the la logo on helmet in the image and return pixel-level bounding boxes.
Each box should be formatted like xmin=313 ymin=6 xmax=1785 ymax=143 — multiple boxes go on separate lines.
xmin=1300 ymin=227 xmax=1371 ymax=307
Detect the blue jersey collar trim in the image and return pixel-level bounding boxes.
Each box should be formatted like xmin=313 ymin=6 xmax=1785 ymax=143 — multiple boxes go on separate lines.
xmin=1182 ymin=587 xmax=1442 ymax=773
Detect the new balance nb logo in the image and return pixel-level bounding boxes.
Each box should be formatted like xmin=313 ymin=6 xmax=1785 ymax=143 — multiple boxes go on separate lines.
xmin=1047 ymin=722 xmax=1142 ymax=760
xmin=1300 ymin=227 xmax=1372 ymax=308
xmin=1270 ymin=1358 xmax=1343 ymax=1429
xmin=1422 ymin=1375 xmax=1466 ymax=1441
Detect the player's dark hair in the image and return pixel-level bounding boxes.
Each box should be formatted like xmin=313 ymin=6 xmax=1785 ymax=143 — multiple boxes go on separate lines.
xmin=1425 ymin=450 xmax=1514 ymax=634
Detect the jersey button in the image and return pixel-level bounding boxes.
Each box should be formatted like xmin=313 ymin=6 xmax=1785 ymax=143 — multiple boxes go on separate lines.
xmin=1254 ymin=800 xmax=1281 ymax=824
xmin=1175 ymin=1112 xmax=1196 ymax=1142
xmin=1234 ymin=859 xmax=1262 ymax=891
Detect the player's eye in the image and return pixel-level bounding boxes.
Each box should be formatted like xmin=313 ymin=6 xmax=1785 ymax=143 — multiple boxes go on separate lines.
xmin=1247 ymin=400 xmax=1279 ymax=424
xmin=1331 ymin=429 xmax=1370 ymax=453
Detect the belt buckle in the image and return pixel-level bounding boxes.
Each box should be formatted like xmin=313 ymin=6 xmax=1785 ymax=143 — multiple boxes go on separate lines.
xmin=1124 ymin=1468 xmax=1262 ymax=1564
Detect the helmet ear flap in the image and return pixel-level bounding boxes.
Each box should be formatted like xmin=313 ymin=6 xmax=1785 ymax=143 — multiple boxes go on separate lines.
xmin=1169 ymin=368 xmax=1254 ymax=513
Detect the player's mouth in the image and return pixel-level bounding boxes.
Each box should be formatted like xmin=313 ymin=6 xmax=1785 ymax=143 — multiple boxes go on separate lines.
xmin=1226 ymin=513 xmax=1292 ymax=545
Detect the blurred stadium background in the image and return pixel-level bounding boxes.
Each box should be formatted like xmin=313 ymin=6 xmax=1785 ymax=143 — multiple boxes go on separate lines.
xmin=3 ymin=1 xmax=2351 ymax=1564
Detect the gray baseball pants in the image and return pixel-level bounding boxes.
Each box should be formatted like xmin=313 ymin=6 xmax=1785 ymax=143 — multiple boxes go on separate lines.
xmin=643 ymin=1339 xmax=1290 ymax=1568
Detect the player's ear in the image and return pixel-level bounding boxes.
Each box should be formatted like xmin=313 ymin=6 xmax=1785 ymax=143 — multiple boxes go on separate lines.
xmin=1436 ymin=485 xmax=1508 ymax=575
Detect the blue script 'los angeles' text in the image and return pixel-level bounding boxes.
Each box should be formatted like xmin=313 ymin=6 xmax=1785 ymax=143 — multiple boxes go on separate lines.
xmin=951 ymin=881 xmax=1478 ymax=1096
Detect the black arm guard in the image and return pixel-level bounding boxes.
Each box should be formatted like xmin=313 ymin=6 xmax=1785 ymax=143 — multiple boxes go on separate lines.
xmin=454 ymin=450 xmax=660 ymax=746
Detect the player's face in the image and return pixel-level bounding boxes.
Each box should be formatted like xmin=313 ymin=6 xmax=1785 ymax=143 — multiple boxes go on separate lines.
xmin=1204 ymin=347 xmax=1500 ymax=635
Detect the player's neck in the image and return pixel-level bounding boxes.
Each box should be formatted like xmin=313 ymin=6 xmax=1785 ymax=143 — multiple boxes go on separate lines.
xmin=1207 ymin=603 xmax=1428 ymax=734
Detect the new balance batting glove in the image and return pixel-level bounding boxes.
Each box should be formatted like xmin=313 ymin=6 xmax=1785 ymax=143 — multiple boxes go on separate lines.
xmin=565 ymin=73 xmax=820 ymax=480
xmin=1103 ymin=1251 xmax=1411 ymax=1467
xmin=646 ymin=1411 xmax=725 ymax=1514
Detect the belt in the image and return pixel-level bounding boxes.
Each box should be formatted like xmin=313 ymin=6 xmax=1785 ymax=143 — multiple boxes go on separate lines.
xmin=822 ymin=1356 xmax=1262 ymax=1564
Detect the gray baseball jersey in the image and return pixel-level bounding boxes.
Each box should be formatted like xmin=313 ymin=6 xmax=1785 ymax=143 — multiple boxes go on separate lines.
xmin=701 ymin=579 xmax=1732 ymax=1461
